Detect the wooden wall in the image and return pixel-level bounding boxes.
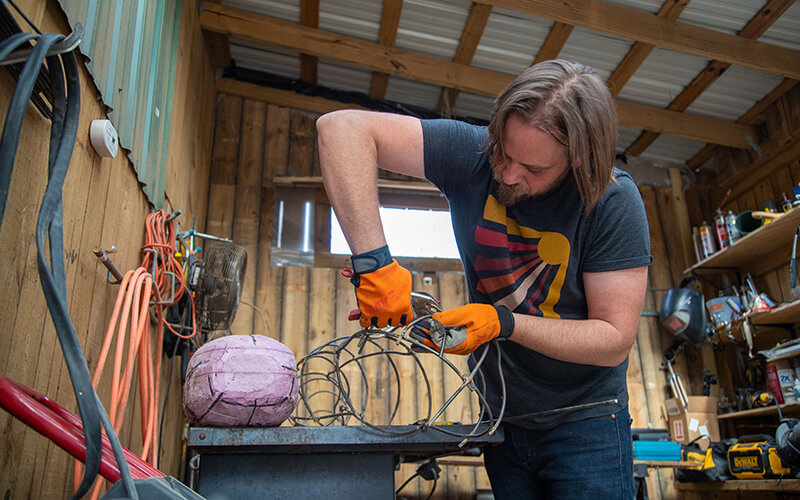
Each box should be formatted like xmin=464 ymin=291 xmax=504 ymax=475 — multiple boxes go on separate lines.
xmin=205 ymin=92 xmax=700 ymax=499
xmin=0 ymin=1 xmax=215 ymax=498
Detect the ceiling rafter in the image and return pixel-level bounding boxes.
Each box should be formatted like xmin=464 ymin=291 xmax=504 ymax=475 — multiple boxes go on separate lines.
xmin=606 ymin=0 xmax=690 ymax=98
xmin=369 ymin=0 xmax=404 ymax=100
xmin=201 ymin=3 xmax=757 ymax=148
xmin=202 ymin=0 xmax=232 ymax=70
xmin=532 ymin=22 xmax=572 ymax=65
xmin=300 ymin=0 xmax=320 ymax=84
xmin=218 ymin=78 xmax=366 ymax=115
xmin=688 ymin=78 xmax=799 ymax=169
xmin=477 ymin=0 xmax=800 ymax=80
xmin=625 ymin=0 xmax=795 ymax=157
xmin=437 ymin=2 xmax=492 ymax=115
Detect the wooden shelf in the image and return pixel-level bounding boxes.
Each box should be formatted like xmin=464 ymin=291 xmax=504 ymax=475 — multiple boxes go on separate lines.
xmin=676 ymin=479 xmax=800 ymax=491
xmin=685 ymin=206 xmax=800 ymax=274
xmin=751 ymin=299 xmax=800 ymax=326
xmin=717 ymin=402 xmax=800 ymax=420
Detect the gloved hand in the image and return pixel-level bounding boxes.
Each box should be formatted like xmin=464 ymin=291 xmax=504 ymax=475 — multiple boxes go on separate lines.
xmin=349 ymin=245 xmax=413 ymax=328
xmin=410 ymin=304 xmax=515 ymax=355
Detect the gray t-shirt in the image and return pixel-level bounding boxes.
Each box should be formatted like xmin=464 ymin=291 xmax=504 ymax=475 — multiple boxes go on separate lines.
xmin=421 ymin=119 xmax=652 ymax=428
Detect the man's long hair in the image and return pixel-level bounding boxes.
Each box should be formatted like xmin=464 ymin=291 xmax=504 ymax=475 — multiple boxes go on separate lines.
xmin=486 ymin=59 xmax=617 ymax=210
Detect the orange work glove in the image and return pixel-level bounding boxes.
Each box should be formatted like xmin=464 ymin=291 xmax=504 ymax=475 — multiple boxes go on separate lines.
xmin=349 ymin=245 xmax=413 ymax=328
xmin=410 ymin=304 xmax=515 ymax=355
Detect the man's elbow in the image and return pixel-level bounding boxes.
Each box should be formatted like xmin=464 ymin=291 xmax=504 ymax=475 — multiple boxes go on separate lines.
xmin=316 ymin=109 xmax=365 ymax=137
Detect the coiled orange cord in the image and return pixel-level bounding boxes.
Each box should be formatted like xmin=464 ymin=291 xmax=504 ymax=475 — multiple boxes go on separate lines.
xmin=141 ymin=210 xmax=197 ymax=340
xmin=76 ymin=209 xmax=196 ymax=497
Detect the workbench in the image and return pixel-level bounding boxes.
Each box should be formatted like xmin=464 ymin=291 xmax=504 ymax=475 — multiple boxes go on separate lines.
xmin=187 ymin=424 xmax=503 ymax=499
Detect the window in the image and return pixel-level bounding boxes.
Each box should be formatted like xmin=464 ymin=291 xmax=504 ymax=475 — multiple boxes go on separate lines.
xmin=330 ymin=207 xmax=459 ymax=259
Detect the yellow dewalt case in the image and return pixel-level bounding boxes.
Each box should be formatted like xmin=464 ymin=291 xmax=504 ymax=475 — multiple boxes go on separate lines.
xmin=727 ymin=435 xmax=790 ymax=479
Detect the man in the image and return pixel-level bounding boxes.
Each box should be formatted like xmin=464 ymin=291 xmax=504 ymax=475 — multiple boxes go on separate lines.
xmin=317 ymin=59 xmax=651 ymax=498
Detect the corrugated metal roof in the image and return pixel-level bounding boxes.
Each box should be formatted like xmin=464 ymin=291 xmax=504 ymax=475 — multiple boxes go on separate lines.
xmin=220 ymin=0 xmax=799 ymax=169
xmin=395 ymin=0 xmax=471 ymax=59
xmin=473 ymin=8 xmax=552 ymax=74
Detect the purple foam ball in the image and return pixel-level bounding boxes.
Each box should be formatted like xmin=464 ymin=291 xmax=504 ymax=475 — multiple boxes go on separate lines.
xmin=183 ymin=334 xmax=299 ymax=427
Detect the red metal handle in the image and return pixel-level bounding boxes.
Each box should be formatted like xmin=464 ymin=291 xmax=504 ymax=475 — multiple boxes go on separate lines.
xmin=0 ymin=375 xmax=165 ymax=481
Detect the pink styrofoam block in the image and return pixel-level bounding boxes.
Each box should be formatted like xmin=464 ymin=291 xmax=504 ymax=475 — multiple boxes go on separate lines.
xmin=182 ymin=334 xmax=299 ymax=427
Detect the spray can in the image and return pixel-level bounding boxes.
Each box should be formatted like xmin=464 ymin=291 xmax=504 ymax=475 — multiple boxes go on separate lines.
xmin=714 ymin=209 xmax=730 ymax=250
xmin=726 ymin=210 xmax=742 ymax=244
xmin=692 ymin=226 xmax=703 ymax=263
xmin=699 ymin=221 xmax=718 ymax=259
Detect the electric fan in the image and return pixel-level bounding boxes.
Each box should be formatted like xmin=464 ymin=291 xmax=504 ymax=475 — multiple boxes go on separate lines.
xmin=190 ymin=240 xmax=247 ymax=332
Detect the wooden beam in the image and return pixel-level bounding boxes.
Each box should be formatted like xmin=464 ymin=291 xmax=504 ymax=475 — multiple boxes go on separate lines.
xmin=369 ymin=0 xmax=404 ymax=100
xmin=689 ymin=79 xmax=798 ymax=169
xmin=625 ymin=0 xmax=794 ymax=156
xmin=203 ymin=4 xmax=761 ymax=146
xmin=437 ymin=3 xmax=492 ymax=115
xmin=723 ymin=139 xmax=800 ymax=201
xmin=203 ymin=0 xmax=232 ymax=69
xmin=532 ymin=22 xmax=572 ymax=65
xmin=217 ymin=78 xmax=367 ymax=115
xmin=616 ymin=100 xmax=758 ymax=149
xmin=201 ymin=3 xmax=513 ymax=96
xmin=273 ymin=175 xmax=441 ymax=193
xmin=476 ymin=0 xmax=800 ymax=80
xmin=300 ymin=0 xmax=320 ymax=84
xmin=606 ymin=0 xmax=690 ymax=98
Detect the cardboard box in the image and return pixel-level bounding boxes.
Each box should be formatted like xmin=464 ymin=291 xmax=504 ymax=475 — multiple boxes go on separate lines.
xmin=666 ymin=396 xmax=720 ymax=448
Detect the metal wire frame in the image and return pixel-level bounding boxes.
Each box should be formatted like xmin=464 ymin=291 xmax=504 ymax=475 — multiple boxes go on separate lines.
xmin=290 ymin=315 xmax=508 ymax=443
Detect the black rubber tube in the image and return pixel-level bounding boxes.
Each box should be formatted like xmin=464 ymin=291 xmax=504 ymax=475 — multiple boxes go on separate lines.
xmin=0 ymin=31 xmax=138 ymax=499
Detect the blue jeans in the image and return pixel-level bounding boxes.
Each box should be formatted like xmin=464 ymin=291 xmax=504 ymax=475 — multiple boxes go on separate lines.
xmin=483 ymin=408 xmax=634 ymax=499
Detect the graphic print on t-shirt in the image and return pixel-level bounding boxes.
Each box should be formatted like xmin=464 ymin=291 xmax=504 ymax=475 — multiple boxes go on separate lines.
xmin=473 ymin=195 xmax=570 ymax=318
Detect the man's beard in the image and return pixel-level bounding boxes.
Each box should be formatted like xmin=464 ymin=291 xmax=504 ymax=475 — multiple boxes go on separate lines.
xmin=493 ymin=175 xmax=532 ymax=207
xmin=491 ymin=166 xmax=570 ymax=207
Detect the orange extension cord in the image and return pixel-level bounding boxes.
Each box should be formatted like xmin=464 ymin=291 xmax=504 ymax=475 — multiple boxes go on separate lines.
xmin=74 ymin=210 xmax=198 ymax=498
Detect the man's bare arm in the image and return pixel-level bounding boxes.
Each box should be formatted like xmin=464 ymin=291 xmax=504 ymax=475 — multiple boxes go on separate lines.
xmin=316 ymin=110 xmax=425 ymax=254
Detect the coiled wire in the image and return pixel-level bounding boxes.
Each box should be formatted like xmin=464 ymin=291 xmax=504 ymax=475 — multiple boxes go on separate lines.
xmin=290 ymin=313 xmax=507 ymax=443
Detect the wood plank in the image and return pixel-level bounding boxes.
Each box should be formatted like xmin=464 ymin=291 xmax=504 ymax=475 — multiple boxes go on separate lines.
xmin=304 ymin=268 xmax=337 ymax=419
xmin=300 ymin=0 xmax=319 ymax=84
xmin=606 ymin=0 xmax=690 ymax=97
xmin=204 ymin=0 xmax=232 ymax=69
xmin=369 ymin=0 xmax=404 ymax=100
xmin=438 ymin=272 xmax=477 ymax=499
xmin=476 ymin=0 xmax=800 ymax=79
xmin=280 ymin=266 xmax=310 ymax=363
xmin=209 ymin=95 xmax=243 ymax=185
xmin=532 ymin=22 xmax=572 ymax=65
xmin=32 ymin=86 xmax=110 ymax=497
xmin=231 ymin=101 xmax=267 ymax=335
xmin=617 ymin=100 xmax=757 ymax=149
xmin=437 ymin=3 xmax=492 ymax=115
xmin=669 ymin=168 xmax=696 ymax=271
xmin=254 ymin=192 xmax=283 ymax=338
xmin=264 ymin=104 xmax=292 ymax=183
xmin=289 ymin=112 xmax=315 ymax=177
xmin=722 ymin=140 xmax=800 ymax=208
xmin=332 ymin=265 xmax=364 ymax=428
xmin=638 ymin=186 xmax=677 ymax=499
xmin=274 ymin=175 xmax=441 ymax=193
